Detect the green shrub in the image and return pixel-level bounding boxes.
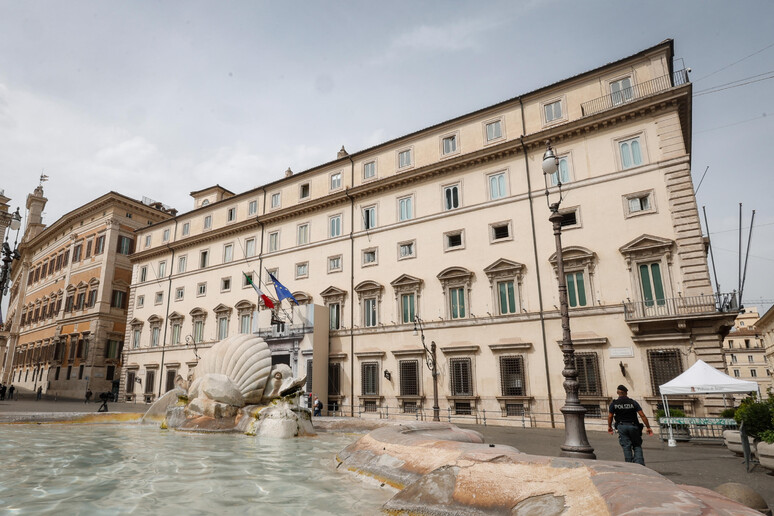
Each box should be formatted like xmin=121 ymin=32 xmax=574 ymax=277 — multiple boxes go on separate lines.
xmin=720 ymin=407 xmax=737 ymax=419
xmin=734 ymin=396 xmax=773 ymax=438
xmin=655 ymin=407 xmax=686 ymax=422
xmin=760 ymin=430 xmax=774 ymax=444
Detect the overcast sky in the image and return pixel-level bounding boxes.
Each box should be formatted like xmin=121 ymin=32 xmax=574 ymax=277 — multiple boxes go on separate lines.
xmin=1 ymin=0 xmax=773 ymax=314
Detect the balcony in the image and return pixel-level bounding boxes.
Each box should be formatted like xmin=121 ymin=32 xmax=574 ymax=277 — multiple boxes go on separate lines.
xmin=581 ymin=69 xmax=689 ymax=117
xmin=624 ymin=292 xmax=738 ymax=322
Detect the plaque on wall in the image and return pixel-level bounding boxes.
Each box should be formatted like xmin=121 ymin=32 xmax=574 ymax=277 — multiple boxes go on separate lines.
xmin=609 ymin=347 xmax=634 ymax=358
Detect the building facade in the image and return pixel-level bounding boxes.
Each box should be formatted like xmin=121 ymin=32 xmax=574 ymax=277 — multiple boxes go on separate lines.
xmin=2 ymin=188 xmax=173 ymax=398
xmin=754 ymin=305 xmax=774 ymax=393
xmin=722 ymin=308 xmax=770 ymax=400
xmin=122 ymin=40 xmax=738 ymax=425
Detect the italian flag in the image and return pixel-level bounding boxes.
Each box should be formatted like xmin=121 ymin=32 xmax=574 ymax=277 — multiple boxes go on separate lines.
xmin=244 ymin=272 xmax=275 ymax=309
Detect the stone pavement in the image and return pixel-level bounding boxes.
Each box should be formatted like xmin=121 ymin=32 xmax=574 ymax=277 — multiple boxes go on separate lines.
xmin=459 ymin=423 xmax=774 ymax=512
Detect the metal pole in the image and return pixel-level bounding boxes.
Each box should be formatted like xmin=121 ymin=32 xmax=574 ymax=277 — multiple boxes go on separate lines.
xmin=431 ymin=340 xmax=439 ymax=422
xmin=550 ymin=205 xmax=596 ymax=460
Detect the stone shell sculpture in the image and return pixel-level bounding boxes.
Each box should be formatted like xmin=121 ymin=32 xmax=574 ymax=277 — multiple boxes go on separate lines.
xmin=188 ymin=333 xmax=273 ymax=405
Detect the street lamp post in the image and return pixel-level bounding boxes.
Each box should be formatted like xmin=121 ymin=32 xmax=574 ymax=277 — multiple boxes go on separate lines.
xmin=0 ymin=207 xmax=22 ymax=306
xmin=413 ymin=315 xmax=440 ymax=422
xmin=541 ymin=142 xmax=596 ymax=460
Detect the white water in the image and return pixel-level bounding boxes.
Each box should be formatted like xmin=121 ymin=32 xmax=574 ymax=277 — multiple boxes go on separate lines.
xmin=0 ymin=425 xmax=393 ymax=515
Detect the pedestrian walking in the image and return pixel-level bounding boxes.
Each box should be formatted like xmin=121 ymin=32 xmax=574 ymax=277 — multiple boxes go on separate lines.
xmin=608 ymin=385 xmax=653 ymax=466
xmin=8 ymin=384 xmax=15 ymax=400
xmin=0 ymin=383 xmax=5 ymax=400
xmin=85 ymin=389 xmax=93 ymax=404
xmin=36 ymin=386 xmax=42 ymax=400
xmin=313 ymin=396 xmax=322 ymax=417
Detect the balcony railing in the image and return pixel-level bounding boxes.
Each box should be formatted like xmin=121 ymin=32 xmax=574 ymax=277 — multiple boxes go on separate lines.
xmin=581 ymin=69 xmax=689 ymax=117
xmin=623 ymin=292 xmax=738 ymax=321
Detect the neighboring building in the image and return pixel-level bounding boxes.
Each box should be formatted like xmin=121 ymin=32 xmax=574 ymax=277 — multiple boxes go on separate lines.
xmin=755 ymin=305 xmax=774 ymax=393
xmin=722 ymin=307 xmax=769 ymax=399
xmin=2 ymin=187 xmax=174 ymax=398
xmin=122 ymin=39 xmax=738 ymax=424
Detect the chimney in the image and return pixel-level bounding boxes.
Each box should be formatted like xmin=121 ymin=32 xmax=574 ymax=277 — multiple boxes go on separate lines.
xmin=285 ymin=167 xmax=293 ymax=177
xmin=337 ymin=145 xmax=349 ymax=159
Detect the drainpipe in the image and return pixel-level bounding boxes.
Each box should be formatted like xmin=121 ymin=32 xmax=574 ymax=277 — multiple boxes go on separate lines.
xmin=346 ymin=155 xmax=355 ymax=417
xmin=519 ymin=98 xmax=555 ymax=428
xmin=157 ymin=218 xmax=179 ymax=399
xmin=256 ymin=187 xmax=266 ymax=290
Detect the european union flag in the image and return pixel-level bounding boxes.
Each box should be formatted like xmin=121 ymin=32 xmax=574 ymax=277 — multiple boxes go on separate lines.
xmin=268 ymin=272 xmax=299 ymax=305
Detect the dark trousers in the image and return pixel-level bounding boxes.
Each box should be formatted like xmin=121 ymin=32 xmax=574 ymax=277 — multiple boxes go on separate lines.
xmin=617 ymin=423 xmax=645 ymax=466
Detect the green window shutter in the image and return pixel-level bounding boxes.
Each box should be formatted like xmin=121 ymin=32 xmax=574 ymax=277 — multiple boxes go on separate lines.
xmin=575 ymin=272 xmax=587 ymax=307
xmin=651 ymin=263 xmax=665 ymax=305
xmin=507 ymin=281 xmax=516 ymax=313
xmin=639 ymin=264 xmax=654 ymax=306
xmin=566 ymin=274 xmax=577 ymax=307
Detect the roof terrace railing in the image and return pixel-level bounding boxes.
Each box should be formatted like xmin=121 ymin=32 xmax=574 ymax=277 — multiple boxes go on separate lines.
xmin=581 ymin=69 xmax=689 ymax=117
xmin=623 ymin=291 xmax=737 ymax=322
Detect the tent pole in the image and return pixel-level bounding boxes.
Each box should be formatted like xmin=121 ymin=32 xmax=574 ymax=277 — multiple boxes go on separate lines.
xmin=662 ymin=393 xmax=676 ymax=447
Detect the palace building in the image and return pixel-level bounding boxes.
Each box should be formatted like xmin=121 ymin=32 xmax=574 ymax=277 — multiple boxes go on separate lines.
xmin=2 ymin=188 xmax=173 ymax=398
xmin=121 ymin=39 xmax=738 ymax=424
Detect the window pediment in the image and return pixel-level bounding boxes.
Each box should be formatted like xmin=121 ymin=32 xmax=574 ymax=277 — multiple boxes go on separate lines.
xmin=88 ymin=277 xmax=100 ymax=287
xmin=130 ymin=318 xmax=144 ymax=328
xmin=320 ymin=286 xmax=347 ymax=299
xmin=190 ymin=307 xmax=207 ymax=319
xmin=390 ymin=274 xmax=422 ymax=293
xmin=437 ymin=266 xmax=473 ymax=287
xmin=148 ymin=314 xmax=163 ymax=326
xmin=484 ymin=259 xmax=525 ymax=283
xmin=292 ymin=291 xmax=312 ymax=305
xmin=234 ymin=299 xmax=256 ymax=312
xmin=213 ymin=303 xmax=233 ymax=316
xmin=355 ymin=280 xmax=383 ymax=299
xmin=112 ymin=279 xmax=130 ymax=289
xmin=548 ymin=246 xmax=596 ymax=272
xmin=168 ymin=311 xmax=184 ymax=322
xmin=619 ymin=234 xmax=674 ymax=264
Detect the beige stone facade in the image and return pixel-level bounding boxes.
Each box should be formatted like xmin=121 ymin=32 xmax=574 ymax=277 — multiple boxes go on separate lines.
xmin=122 ymin=40 xmax=738 ymax=425
xmin=2 ymin=189 xmax=173 ymax=398
xmin=721 ymin=308 xmax=770 ymax=401
xmin=754 ymin=305 xmax=774 ymax=393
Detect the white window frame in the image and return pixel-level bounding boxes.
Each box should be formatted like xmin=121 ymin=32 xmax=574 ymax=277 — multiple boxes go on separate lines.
xmin=440 ymin=131 xmax=460 ymax=157
xmin=617 ymin=135 xmax=646 ymax=170
xmin=182 ymin=222 xmax=190 ymax=236
xmin=487 ymin=171 xmax=507 ymax=200
xmin=158 ymin=261 xmax=166 ymax=278
xmin=558 ymin=206 xmax=581 ymax=230
xmin=328 ymin=255 xmax=342 ymax=273
xmin=227 ymin=207 xmax=236 ymax=222
xmin=270 ymin=192 xmax=281 ymax=209
xmin=154 ymin=291 xmax=163 ymax=305
xmin=137 ymin=295 xmax=144 ymax=308
xmin=177 ymin=255 xmax=187 ymax=274
xmin=245 ymin=238 xmax=256 ymax=257
xmin=397 ymin=147 xmax=413 ymax=170
xmin=541 ymin=97 xmax=566 ymax=125
xmin=483 ymin=117 xmax=504 ymax=144
xmin=397 ymin=195 xmax=413 ymax=222
xmin=203 ymin=215 xmax=212 ymax=230
xmin=297 ymin=223 xmax=309 ymax=245
xmin=223 ymin=243 xmax=234 ymax=263
xmin=268 ymin=231 xmax=280 ymax=252
xmin=175 ymin=287 xmax=184 ymax=301
xmin=217 ymin=316 xmax=229 ymax=340
xmin=549 ymin=154 xmax=572 ymax=186
xmin=363 ymin=160 xmax=377 ymax=180
xmin=162 ymin=228 xmax=170 ymax=242
xmin=362 ymin=248 xmax=378 ymax=267
xmin=144 ymin=235 xmax=151 ymax=248
xmin=363 ymin=297 xmax=378 ymax=327
xmin=242 ymin=272 xmax=254 ymax=288
xmin=623 ymin=189 xmax=656 ymax=218
xmin=295 ymin=262 xmax=309 ymax=279
xmin=444 ymin=230 xmax=465 ymax=252
xmin=329 ymin=302 xmax=341 ymax=330
xmin=329 ymin=214 xmax=342 ymax=238
xmin=330 ymin=171 xmax=342 ymax=191
xmin=197 ymin=282 xmax=207 ymax=297
xmin=398 ymin=240 xmax=416 ymax=260
xmin=200 ymin=249 xmax=210 ymax=268
xmin=609 ymin=75 xmax=634 ymax=106
xmin=362 ymin=205 xmax=377 ymax=230
xmin=489 ymin=220 xmax=513 ymax=243
xmin=299 ymin=182 xmax=311 ymax=200
xmin=248 ymin=200 xmax=258 ymax=215
xmin=442 ymin=182 xmax=461 ymax=211
xmin=139 ymin=266 xmax=148 ymax=283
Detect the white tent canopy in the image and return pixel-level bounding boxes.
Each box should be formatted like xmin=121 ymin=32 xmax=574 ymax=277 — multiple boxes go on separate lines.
xmin=659 ymin=359 xmax=759 ymax=395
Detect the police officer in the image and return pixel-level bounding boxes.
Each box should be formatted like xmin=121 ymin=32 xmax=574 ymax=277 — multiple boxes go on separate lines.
xmin=607 ymin=384 xmax=653 ymax=466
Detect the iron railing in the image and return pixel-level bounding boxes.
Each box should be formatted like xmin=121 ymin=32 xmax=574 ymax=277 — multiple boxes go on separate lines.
xmin=581 ymin=69 xmax=689 ymax=117
xmin=623 ymin=292 xmax=738 ymax=321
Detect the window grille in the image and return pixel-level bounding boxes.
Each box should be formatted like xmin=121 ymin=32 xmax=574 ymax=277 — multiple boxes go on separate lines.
xmin=505 ymin=403 xmax=525 ymax=417
xmin=581 ymin=404 xmax=602 ymax=418
xmin=454 ymin=401 xmax=472 ymax=415
xmin=328 ymin=362 xmax=341 ymax=396
xmin=647 ymin=349 xmax=683 ymax=396
xmin=403 ymin=401 xmax=417 ymax=413
xmin=492 ymin=224 xmax=509 ymax=239
xmin=306 ymin=360 xmax=313 ymax=392
xmin=560 ymin=211 xmax=577 ymax=227
xmin=399 ymin=360 xmax=419 ymax=396
xmin=126 ymin=371 xmax=135 ymax=394
xmin=363 ymin=400 xmax=377 ymax=412
xmin=145 ymin=371 xmax=155 ymax=394
xmin=361 ymin=362 xmax=379 ymax=396
xmin=499 ymin=356 xmax=525 ymax=396
xmin=575 ymin=352 xmax=601 ymax=396
xmin=450 ymin=358 xmax=473 ymax=396
xmin=447 ymin=233 xmax=462 ymax=247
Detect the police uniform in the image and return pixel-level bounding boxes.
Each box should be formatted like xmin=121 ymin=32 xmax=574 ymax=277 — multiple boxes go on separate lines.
xmin=609 ymin=391 xmax=647 ymax=465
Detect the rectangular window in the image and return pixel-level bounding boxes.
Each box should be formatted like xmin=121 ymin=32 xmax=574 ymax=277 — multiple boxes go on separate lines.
xmin=133 ymin=329 xmax=141 ymax=348
xmin=329 ymin=302 xmax=340 ymax=330
xmin=177 ymin=255 xmax=187 ymax=273
xmin=628 ymin=194 xmax=651 ymax=213
xmin=154 ymin=292 xmax=163 ymax=305
xmin=362 ymin=249 xmax=377 ymax=265
xmin=450 ymin=287 xmax=466 ymax=319
xmin=328 ymin=255 xmax=342 ymax=272
xmin=126 ymin=371 xmax=136 ymax=393
xmin=163 ymin=229 xmax=170 ymax=242
xmin=398 ymin=149 xmax=412 ymax=168
xmin=363 ymin=206 xmax=376 ymax=230
xmin=442 ymin=135 xmax=457 ymax=155
xmin=329 ymin=363 xmax=341 ymax=396
xmin=559 ymin=210 xmax=577 ymax=227
xmin=248 ymin=200 xmax=257 ymax=215
xmin=158 ymin=261 xmax=166 ymax=278
xmin=171 ymin=323 xmax=181 ymax=345
xmin=450 ymin=358 xmax=472 ymax=396
xmin=111 ymin=290 xmax=127 ymax=309
xmin=194 ymin=320 xmax=204 ymax=343
xmin=85 ymin=240 xmax=93 ymax=258
xmin=566 ymin=272 xmax=587 ymax=308
xmin=619 ymin=137 xmax=643 ymax=169
xmin=271 ymin=192 xmax=281 ymax=208
xmin=72 ymin=244 xmax=83 ymax=262
xmin=330 ymin=172 xmax=342 ymax=190
xmin=489 ymin=172 xmax=506 ymax=200
xmin=399 ymin=241 xmax=415 ymax=259
xmin=223 ymin=244 xmax=233 ymax=263
xmin=550 ymin=157 xmax=570 ymax=185
xmin=297 ymin=224 xmax=309 ymax=245
xmin=218 ymin=317 xmax=228 ymax=339
xmin=364 ymin=298 xmax=377 ymax=327
xmin=145 ymin=371 xmax=155 ymax=394
xmin=734 ymin=369 xmax=740 ymax=378
xmin=576 ymin=352 xmax=601 ymax=396
xmin=329 ymin=215 xmax=342 ymax=238
xmin=227 ymin=207 xmax=236 ymax=222
xmin=242 ymin=272 xmax=253 ymax=287
xmin=95 ymin=235 xmax=105 ymax=255
xmin=751 ymin=369 xmax=758 ymax=377
xmin=639 ymin=262 xmax=665 ymax=306
xmin=444 ymin=185 xmax=460 ymax=210
xmin=491 ymin=223 xmax=510 ymax=241
xmin=151 ymin=327 xmax=160 ymax=347
xmin=204 ymin=215 xmax=212 ymax=229
xmin=361 ymin=362 xmax=379 ymax=395
xmin=221 ymin=277 xmax=231 ymax=292
xmin=497 ymin=280 xmax=517 ymax=314
xmin=544 ymin=100 xmax=562 ymax=122
xmin=197 ymin=283 xmax=207 ymax=296
xmin=401 ymin=293 xmax=415 ymax=324
xmin=499 ymin=356 xmax=524 ymax=396
xmin=75 ymin=292 xmax=85 ymax=310
xmin=299 ymin=183 xmax=310 ymax=199
xmin=295 ymin=262 xmax=308 ymax=279
xmin=182 ymin=222 xmax=190 ymax=236
xmin=200 ymin=250 xmax=209 ymax=268
xmin=140 ymin=266 xmax=147 ymax=283
xmin=268 ymin=231 xmax=279 ymax=252
xmin=399 ymin=360 xmax=419 ymax=396
xmin=398 ymin=196 xmax=412 ymax=221
xmin=446 ymin=232 xmax=463 ymax=250
xmin=610 ymin=77 xmax=633 ymax=105
xmin=363 ymin=161 xmax=376 ymax=179
xmin=175 ymin=287 xmax=184 ymax=301
xmin=87 ymin=289 xmax=97 ymax=308
xmin=647 ymin=349 xmax=683 ymax=396
xmin=145 ymin=235 xmax=152 ymax=248
xmin=486 ymin=120 xmax=502 ymax=141
xmin=243 ymin=238 xmax=256 ymax=257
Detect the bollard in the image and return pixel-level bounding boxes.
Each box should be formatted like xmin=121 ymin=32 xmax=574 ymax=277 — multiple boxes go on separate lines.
xmin=482 ymin=409 xmax=486 ymax=427
xmin=415 ymin=409 xmax=419 ymax=421
xmin=385 ymin=405 xmax=389 ymax=419
xmin=448 ymin=406 xmax=452 ymax=423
